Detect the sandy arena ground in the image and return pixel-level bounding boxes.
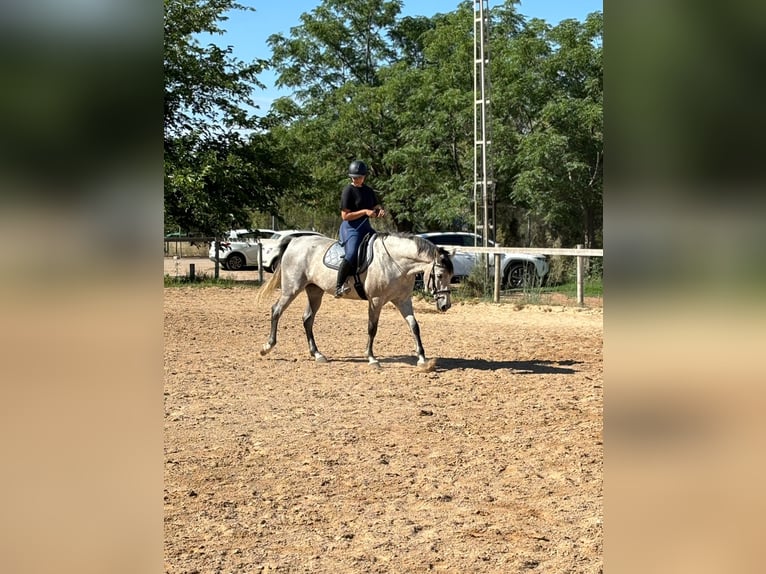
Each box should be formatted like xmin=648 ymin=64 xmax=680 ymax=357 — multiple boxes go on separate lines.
xmin=164 ymin=259 xmax=603 ymax=573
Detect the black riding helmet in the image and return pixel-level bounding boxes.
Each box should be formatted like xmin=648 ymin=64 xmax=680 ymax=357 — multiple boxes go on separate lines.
xmin=348 ymin=160 xmax=368 ymax=177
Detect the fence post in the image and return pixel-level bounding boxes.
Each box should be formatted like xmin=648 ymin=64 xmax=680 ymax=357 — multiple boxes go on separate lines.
xmin=576 ymin=244 xmax=584 ymax=306
xmin=189 ymin=263 xmax=196 ymax=282
xmin=493 ymin=253 xmax=501 ymax=303
xmin=214 ymin=240 xmax=220 ymax=279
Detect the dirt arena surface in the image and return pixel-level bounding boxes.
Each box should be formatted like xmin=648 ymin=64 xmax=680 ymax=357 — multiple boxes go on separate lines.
xmin=164 ymin=264 xmax=603 ymax=573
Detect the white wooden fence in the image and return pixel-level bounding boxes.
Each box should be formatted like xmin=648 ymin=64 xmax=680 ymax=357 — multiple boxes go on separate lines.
xmin=165 ymin=237 xmax=603 ymax=306
xmin=447 ymin=244 xmax=603 ymax=305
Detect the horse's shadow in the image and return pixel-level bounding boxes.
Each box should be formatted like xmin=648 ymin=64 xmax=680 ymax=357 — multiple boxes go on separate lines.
xmin=435 ymin=357 xmax=580 ymax=374
xmin=340 ymin=355 xmax=581 ymax=374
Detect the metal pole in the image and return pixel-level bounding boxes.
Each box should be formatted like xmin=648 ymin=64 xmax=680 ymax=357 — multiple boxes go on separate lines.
xmin=474 ymin=0 xmax=493 ymax=284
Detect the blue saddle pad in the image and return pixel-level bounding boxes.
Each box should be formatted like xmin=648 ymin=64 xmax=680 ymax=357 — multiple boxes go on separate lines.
xmin=322 ymin=234 xmax=375 ymax=273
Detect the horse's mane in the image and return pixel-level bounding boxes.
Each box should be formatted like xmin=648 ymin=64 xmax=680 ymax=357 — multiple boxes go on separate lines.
xmin=377 ymin=232 xmax=454 ymax=274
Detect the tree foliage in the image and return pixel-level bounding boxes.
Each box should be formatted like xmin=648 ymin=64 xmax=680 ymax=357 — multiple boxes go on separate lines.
xmin=164 ymin=0 xmax=603 ymax=248
xmin=509 ymin=13 xmax=603 ymax=247
xmin=164 ymin=0 xmax=288 ymax=235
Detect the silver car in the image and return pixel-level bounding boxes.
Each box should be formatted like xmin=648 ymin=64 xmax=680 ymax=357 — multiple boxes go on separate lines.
xmin=418 ymin=232 xmax=549 ymax=288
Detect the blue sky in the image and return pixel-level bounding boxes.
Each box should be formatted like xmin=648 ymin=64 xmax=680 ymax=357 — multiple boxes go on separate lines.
xmin=207 ymin=0 xmax=603 ymax=110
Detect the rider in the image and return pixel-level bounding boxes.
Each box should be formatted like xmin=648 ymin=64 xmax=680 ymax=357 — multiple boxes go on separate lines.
xmin=335 ymin=160 xmax=386 ymax=297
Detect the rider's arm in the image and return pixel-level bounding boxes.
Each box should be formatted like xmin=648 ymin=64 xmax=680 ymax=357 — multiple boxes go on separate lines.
xmin=340 ymin=208 xmax=377 ymax=221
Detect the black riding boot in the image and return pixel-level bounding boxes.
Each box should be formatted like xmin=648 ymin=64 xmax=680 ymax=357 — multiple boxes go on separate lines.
xmin=334 ymin=259 xmax=354 ymax=297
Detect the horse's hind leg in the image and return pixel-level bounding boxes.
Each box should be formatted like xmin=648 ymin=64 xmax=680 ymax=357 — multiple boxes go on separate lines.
xmin=394 ymin=298 xmax=427 ymax=365
xmin=303 ymin=284 xmax=327 ymax=362
xmin=260 ymin=288 xmax=301 ymax=357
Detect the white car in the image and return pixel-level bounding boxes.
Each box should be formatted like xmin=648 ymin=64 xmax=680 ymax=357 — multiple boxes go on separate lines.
xmin=209 ymin=229 xmax=323 ymax=272
xmin=208 ymin=228 xmax=274 ymax=271
xmin=226 ymin=228 xmax=275 ymax=241
xmin=418 ymin=232 xmax=549 ymax=288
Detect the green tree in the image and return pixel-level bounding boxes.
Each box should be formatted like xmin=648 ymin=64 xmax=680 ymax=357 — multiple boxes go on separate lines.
xmin=268 ymin=0 xmax=402 ymax=99
xmin=260 ymin=0 xmax=603 ymax=248
xmin=265 ymin=0 xmax=404 ymax=230
xmin=164 ymin=0 xmax=264 ymax=137
xmin=505 ymin=13 xmax=603 ymax=248
xmin=266 ymin=1 xmax=479 ymax=233
xmin=164 ymin=0 xmax=283 ymax=235
xmin=380 ymin=5 xmax=477 ymax=232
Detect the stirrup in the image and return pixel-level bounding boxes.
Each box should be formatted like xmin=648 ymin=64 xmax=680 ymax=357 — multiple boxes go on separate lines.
xmin=334 ymin=284 xmax=350 ymax=298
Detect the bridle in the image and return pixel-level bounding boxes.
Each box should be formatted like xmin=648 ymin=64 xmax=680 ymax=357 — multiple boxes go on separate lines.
xmin=427 ymin=260 xmax=451 ymax=298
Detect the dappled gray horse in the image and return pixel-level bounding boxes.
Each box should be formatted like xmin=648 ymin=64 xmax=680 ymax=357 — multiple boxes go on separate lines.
xmin=257 ymin=232 xmax=453 ymax=367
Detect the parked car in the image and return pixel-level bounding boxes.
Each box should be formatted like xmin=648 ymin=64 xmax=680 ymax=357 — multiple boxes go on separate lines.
xmin=209 ymin=229 xmax=323 ymax=272
xmin=207 ymin=229 xmax=274 ymax=271
xmin=225 ymin=228 xmax=275 ymax=242
xmin=417 ymin=232 xmax=549 ymax=288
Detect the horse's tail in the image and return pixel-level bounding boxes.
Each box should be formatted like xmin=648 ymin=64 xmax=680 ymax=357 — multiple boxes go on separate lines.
xmin=255 ymin=262 xmax=281 ymax=306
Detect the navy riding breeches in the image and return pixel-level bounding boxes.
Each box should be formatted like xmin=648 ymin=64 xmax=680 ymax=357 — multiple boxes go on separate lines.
xmin=339 ymin=219 xmax=373 ymax=266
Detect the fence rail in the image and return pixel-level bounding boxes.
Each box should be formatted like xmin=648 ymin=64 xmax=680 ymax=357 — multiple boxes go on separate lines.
xmin=443 ymin=244 xmax=603 ymax=305
xmin=460 ymin=246 xmax=603 ymax=257
xmin=164 ymin=237 xmax=603 ymax=306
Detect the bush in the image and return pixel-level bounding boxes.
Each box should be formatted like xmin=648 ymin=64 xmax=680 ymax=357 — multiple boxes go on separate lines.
xmin=456 ymin=260 xmax=493 ymax=299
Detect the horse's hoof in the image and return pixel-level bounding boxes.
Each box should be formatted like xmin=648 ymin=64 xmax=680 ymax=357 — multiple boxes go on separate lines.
xmin=314 ymin=354 xmax=328 ymax=363
xmin=416 ymin=358 xmax=436 ymax=372
xmin=260 ymin=345 xmax=271 ymax=356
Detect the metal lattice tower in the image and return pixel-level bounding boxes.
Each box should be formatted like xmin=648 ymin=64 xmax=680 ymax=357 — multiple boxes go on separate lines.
xmin=473 ymin=0 xmax=495 ymax=248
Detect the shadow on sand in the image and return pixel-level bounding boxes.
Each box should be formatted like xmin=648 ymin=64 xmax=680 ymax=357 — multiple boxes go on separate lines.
xmin=349 ymin=355 xmax=583 ymax=374
xmin=435 ymin=357 xmax=580 ymax=374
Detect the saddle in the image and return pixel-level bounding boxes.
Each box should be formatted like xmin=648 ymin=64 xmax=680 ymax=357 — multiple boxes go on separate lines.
xmin=322 ymin=233 xmax=376 ymax=299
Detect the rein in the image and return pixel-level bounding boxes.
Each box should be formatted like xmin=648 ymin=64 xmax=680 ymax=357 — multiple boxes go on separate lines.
xmin=379 ymin=235 xmax=408 ymax=276
xmin=379 ymin=235 xmax=450 ymax=298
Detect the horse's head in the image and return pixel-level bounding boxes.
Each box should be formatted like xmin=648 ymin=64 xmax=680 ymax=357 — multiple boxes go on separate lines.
xmin=428 ymin=248 xmax=453 ymax=312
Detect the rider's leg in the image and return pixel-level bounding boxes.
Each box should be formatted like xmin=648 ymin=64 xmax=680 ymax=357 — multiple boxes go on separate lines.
xmin=335 ymin=227 xmax=360 ymax=298
xmin=334 ymin=258 xmax=354 ymax=297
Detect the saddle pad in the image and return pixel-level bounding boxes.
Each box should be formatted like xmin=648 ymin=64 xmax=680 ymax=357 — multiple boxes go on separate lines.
xmin=322 ymin=235 xmax=375 ymax=272
xmin=322 ymin=242 xmax=346 ymax=270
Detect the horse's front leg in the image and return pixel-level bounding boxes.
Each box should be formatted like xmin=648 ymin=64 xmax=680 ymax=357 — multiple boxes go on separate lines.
xmin=303 ymin=285 xmax=327 ymax=362
xmin=394 ymin=298 xmax=426 ymax=365
xmin=365 ymin=302 xmax=384 ymax=367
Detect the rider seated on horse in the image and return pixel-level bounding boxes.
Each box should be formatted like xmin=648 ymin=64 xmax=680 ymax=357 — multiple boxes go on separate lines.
xmin=336 ymin=160 xmax=386 ymax=297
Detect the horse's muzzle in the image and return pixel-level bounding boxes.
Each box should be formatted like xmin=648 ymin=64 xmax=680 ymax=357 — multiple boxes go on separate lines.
xmin=435 ymin=293 xmax=451 ymax=312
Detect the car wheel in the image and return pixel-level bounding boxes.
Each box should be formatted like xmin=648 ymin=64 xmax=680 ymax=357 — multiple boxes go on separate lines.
xmin=504 ymin=263 xmax=535 ymax=289
xmin=226 ymin=253 xmax=246 ymax=271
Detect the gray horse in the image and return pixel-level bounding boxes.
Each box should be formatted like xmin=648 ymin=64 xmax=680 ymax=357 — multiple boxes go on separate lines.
xmin=257 ymin=232 xmax=453 ymax=367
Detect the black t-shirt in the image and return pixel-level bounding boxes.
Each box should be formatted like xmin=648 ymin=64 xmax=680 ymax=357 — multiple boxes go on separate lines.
xmin=340 ymin=183 xmax=380 ymax=213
